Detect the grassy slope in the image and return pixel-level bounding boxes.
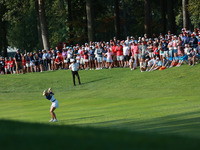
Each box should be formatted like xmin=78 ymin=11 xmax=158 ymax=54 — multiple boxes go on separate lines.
xmin=0 ymin=65 xmax=200 ymax=149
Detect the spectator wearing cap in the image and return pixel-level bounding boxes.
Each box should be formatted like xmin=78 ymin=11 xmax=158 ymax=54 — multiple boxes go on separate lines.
xmin=0 ymin=57 xmax=5 ymax=74
xmin=54 ymin=56 xmax=62 ymax=70
xmin=188 ymin=48 xmax=196 ymax=66
xmin=83 ymin=48 xmax=89 ymax=70
xmin=196 ymin=42 xmax=200 ymax=59
xmin=8 ymin=57 xmax=14 ymax=74
xmin=25 ymin=52 xmax=31 ymax=73
xmin=4 ymin=57 xmax=9 ymax=75
xmin=181 ymin=32 xmax=189 ymax=47
xmin=111 ymin=42 xmax=117 ymax=67
xmin=14 ymin=50 xmax=24 ymax=74
xmin=88 ymin=46 xmax=95 ymax=70
xmin=96 ymin=45 xmax=103 ymax=70
xmin=62 ymin=48 xmax=68 ymax=69
xmin=125 ymin=36 xmax=131 ymax=46
xmin=189 ymin=33 xmax=198 ymax=49
xmin=146 ymin=41 xmax=154 ymax=58
xmin=123 ymin=42 xmax=130 ymax=67
xmin=57 ymin=51 xmax=64 ymax=69
xmin=69 ymin=59 xmax=81 ymax=86
xmin=79 ymin=47 xmax=85 ymax=70
xmin=102 ymin=46 xmax=108 ymax=68
xmin=38 ymin=50 xmax=43 ymax=72
xmin=30 ymin=52 xmax=35 ymax=73
xmin=34 ymin=53 xmax=40 ymax=72
xmin=172 ymin=36 xmax=178 ymax=56
xmin=168 ymin=39 xmax=174 ymax=58
xmin=42 ymin=50 xmax=48 ymax=71
xmin=161 ymin=39 xmax=168 ymax=58
xmin=51 ymin=50 xmax=56 ymax=70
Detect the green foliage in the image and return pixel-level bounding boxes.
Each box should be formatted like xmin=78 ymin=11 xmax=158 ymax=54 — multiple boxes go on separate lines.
xmin=1 ymin=0 xmax=197 ymax=50
xmin=188 ymin=0 xmax=200 ymax=28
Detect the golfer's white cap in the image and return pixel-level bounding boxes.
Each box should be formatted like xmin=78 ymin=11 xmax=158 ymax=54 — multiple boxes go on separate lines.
xmin=43 ymin=89 xmax=47 ymax=96
xmin=71 ymin=59 xmax=75 ymax=62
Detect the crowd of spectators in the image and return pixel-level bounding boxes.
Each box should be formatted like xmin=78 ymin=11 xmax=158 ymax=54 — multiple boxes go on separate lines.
xmin=1 ymin=27 xmax=200 ymax=75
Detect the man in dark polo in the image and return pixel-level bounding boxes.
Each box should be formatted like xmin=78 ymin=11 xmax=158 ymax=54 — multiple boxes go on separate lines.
xmin=69 ymin=59 xmax=81 ymax=86
xmin=14 ymin=50 xmax=24 ymax=74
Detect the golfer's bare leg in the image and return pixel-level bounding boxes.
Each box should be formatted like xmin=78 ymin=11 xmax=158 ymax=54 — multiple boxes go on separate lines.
xmin=50 ymin=106 xmax=56 ymax=119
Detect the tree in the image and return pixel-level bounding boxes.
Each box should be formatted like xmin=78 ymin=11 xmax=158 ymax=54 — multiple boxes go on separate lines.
xmin=38 ymin=0 xmax=50 ymax=51
xmin=114 ymin=0 xmax=120 ymax=39
xmin=144 ymin=0 xmax=151 ymax=37
xmin=160 ymin=0 xmax=166 ymax=34
xmin=187 ymin=0 xmax=199 ymax=28
xmin=67 ymin=0 xmax=73 ymax=44
xmin=0 ymin=1 xmax=8 ymax=57
xmin=35 ymin=0 xmax=43 ymax=50
xmin=122 ymin=0 xmax=127 ymax=38
xmin=182 ymin=0 xmax=190 ymax=28
xmin=167 ymin=0 xmax=176 ymax=34
xmin=86 ymin=0 xmax=95 ymax=42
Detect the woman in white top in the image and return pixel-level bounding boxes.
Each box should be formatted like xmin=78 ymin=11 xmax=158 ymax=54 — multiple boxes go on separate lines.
xmin=43 ymin=88 xmax=59 ymax=122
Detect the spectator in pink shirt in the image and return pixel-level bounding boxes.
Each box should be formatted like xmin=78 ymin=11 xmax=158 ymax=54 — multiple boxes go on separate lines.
xmin=105 ymin=48 xmax=113 ymax=69
xmin=131 ymin=41 xmax=139 ymax=66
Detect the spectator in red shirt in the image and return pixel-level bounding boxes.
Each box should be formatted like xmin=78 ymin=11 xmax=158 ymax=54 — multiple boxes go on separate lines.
xmin=4 ymin=57 xmax=9 ymax=74
xmin=111 ymin=43 xmax=117 ymax=67
xmin=55 ymin=56 xmax=62 ymax=70
xmin=116 ymin=42 xmax=124 ymax=67
xmin=57 ymin=51 xmax=64 ymax=69
xmin=8 ymin=57 xmax=14 ymax=74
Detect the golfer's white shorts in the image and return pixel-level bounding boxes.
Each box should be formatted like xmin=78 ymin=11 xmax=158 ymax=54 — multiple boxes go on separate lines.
xmin=51 ymin=100 xmax=59 ymax=108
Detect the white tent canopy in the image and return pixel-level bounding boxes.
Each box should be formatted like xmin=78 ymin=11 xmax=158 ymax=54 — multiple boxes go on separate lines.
xmin=7 ymin=46 xmax=18 ymax=53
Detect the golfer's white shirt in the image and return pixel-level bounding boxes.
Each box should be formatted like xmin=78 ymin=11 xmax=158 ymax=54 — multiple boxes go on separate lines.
xmin=69 ymin=63 xmax=78 ymax=71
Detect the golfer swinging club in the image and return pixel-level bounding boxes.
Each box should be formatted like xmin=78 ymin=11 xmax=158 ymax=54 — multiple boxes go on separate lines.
xmin=43 ymin=88 xmax=59 ymax=122
xmin=69 ymin=59 xmax=81 ymax=86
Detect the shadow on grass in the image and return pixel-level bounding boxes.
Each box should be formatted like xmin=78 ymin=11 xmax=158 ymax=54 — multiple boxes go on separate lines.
xmin=82 ymin=77 xmax=111 ymax=85
xmin=86 ymin=111 xmax=200 ymax=138
xmin=1 ymin=119 xmax=200 ymax=150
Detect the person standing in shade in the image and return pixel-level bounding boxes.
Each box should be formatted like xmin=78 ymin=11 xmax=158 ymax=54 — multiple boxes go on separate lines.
xmin=69 ymin=59 xmax=81 ymax=86
xmin=14 ymin=50 xmax=24 ymax=74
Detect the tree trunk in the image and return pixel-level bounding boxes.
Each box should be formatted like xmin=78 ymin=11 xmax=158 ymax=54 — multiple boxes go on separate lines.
xmin=144 ymin=0 xmax=151 ymax=37
xmin=0 ymin=2 xmax=7 ymax=57
xmin=67 ymin=0 xmax=73 ymax=44
xmin=1 ymin=21 xmax=8 ymax=57
xmin=38 ymin=0 xmax=50 ymax=51
xmin=86 ymin=0 xmax=95 ymax=43
xmin=182 ymin=0 xmax=190 ymax=28
xmin=122 ymin=0 xmax=127 ymax=38
xmin=114 ymin=0 xmax=120 ymax=40
xmin=160 ymin=0 xmax=166 ymax=34
xmin=35 ymin=0 xmax=43 ymax=50
xmin=167 ymin=0 xmax=176 ymax=34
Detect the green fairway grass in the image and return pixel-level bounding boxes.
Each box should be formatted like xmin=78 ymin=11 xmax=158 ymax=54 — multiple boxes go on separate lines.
xmin=1 ymin=65 xmax=200 ymax=149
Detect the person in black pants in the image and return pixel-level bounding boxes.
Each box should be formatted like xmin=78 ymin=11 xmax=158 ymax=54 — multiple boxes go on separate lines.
xmin=69 ymin=59 xmax=81 ymax=86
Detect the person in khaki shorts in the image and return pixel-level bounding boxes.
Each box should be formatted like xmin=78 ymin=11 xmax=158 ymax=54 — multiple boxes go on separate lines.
xmin=14 ymin=50 xmax=24 ymax=74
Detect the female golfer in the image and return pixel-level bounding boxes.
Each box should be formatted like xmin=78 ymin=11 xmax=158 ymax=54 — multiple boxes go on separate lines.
xmin=43 ymin=88 xmax=59 ymax=122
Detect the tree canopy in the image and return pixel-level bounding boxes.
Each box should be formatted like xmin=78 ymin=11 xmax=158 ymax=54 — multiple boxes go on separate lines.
xmin=0 ymin=0 xmax=200 ymax=55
